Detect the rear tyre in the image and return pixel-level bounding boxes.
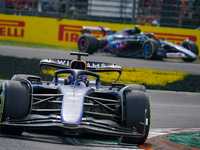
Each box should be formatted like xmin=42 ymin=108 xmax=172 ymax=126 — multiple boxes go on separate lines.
xmin=121 ymin=90 xmax=150 ymax=144
xmin=142 ymin=39 xmax=160 ymax=59
xmin=78 ymin=34 xmax=99 ymax=54
xmin=0 ymin=81 xmax=30 ymax=135
xmin=182 ymin=41 xmax=199 ymax=62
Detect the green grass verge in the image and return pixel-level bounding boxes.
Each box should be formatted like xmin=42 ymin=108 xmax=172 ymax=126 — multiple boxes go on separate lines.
xmin=0 ymin=40 xmax=77 ymax=52
xmin=0 ymin=55 xmax=199 ymax=92
xmin=167 ymin=132 xmax=200 ymax=149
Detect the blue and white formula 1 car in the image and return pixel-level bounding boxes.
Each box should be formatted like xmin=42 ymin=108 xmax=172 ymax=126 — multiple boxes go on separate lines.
xmin=78 ymin=26 xmax=199 ymax=62
xmin=0 ymin=52 xmax=150 ymax=144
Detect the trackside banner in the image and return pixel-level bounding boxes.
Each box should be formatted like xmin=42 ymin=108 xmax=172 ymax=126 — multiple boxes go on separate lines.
xmin=0 ymin=14 xmax=200 ymax=56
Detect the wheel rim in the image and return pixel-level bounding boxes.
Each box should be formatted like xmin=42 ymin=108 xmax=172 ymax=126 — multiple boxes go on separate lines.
xmin=79 ymin=38 xmax=87 ymax=51
xmin=144 ymin=43 xmax=152 ymax=56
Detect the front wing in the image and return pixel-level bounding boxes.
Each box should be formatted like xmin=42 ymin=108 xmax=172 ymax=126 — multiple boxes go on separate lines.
xmin=0 ymin=113 xmax=147 ymax=139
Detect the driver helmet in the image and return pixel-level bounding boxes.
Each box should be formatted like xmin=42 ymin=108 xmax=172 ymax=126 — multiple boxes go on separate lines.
xmin=67 ymin=74 xmax=88 ymax=85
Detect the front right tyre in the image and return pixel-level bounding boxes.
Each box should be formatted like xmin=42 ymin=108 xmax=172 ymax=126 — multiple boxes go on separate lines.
xmin=0 ymin=80 xmax=31 ymax=135
xmin=182 ymin=40 xmax=199 ymax=62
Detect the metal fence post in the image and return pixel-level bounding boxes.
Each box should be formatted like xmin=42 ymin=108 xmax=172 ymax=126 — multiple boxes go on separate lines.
xmin=2 ymin=0 xmax=5 ymax=13
xmin=132 ymin=0 xmax=136 ymax=24
xmin=65 ymin=0 xmax=70 ymax=19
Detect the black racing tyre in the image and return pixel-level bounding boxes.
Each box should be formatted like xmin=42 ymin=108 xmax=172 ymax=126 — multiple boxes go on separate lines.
xmin=125 ymin=84 xmax=146 ymax=92
xmin=78 ymin=34 xmax=99 ymax=54
xmin=121 ymin=90 xmax=151 ymax=144
xmin=0 ymin=80 xmax=30 ymax=135
xmin=182 ymin=41 xmax=199 ymax=62
xmin=12 ymin=74 xmax=41 ymax=84
xmin=142 ymin=39 xmax=160 ymax=59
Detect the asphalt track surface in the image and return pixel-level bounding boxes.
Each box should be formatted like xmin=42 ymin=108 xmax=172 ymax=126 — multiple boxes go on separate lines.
xmin=0 ymin=45 xmax=200 ymax=75
xmin=0 ymin=45 xmax=200 ymax=149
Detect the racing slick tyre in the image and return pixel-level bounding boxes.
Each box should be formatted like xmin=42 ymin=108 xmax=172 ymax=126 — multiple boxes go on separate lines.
xmin=12 ymin=74 xmax=41 ymax=84
xmin=0 ymin=80 xmax=30 ymax=135
xmin=182 ymin=40 xmax=199 ymax=62
xmin=125 ymin=84 xmax=146 ymax=92
xmin=78 ymin=34 xmax=99 ymax=54
xmin=121 ymin=90 xmax=150 ymax=144
xmin=142 ymin=39 xmax=160 ymax=59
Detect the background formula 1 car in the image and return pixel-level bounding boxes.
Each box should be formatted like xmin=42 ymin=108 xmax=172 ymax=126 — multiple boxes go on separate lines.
xmin=78 ymin=26 xmax=199 ymax=62
xmin=0 ymin=52 xmax=150 ymax=145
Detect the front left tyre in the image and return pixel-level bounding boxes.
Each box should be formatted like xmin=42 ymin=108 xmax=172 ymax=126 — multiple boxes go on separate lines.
xmin=120 ymin=90 xmax=150 ymax=144
xmin=0 ymin=80 xmax=31 ymax=135
xmin=142 ymin=39 xmax=160 ymax=59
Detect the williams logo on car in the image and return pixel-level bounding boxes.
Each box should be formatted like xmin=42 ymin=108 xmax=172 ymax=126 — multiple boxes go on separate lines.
xmin=0 ymin=19 xmax=25 ymax=38
xmin=57 ymin=60 xmax=71 ymax=65
xmin=56 ymin=59 xmax=106 ymax=68
xmin=87 ymin=62 xmax=106 ymax=68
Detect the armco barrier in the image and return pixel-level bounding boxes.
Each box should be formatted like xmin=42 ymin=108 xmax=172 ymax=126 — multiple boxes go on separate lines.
xmin=0 ymin=14 xmax=200 ymax=56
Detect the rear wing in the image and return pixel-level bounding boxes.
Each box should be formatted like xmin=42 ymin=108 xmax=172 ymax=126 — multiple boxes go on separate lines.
xmin=39 ymin=59 xmax=122 ymax=82
xmin=81 ymin=26 xmax=115 ymax=36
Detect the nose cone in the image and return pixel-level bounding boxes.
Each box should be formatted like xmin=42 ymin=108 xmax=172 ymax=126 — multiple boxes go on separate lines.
xmin=60 ymin=86 xmax=94 ymax=124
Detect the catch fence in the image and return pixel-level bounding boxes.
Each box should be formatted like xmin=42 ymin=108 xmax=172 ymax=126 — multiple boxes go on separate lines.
xmin=0 ymin=0 xmax=199 ymax=29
